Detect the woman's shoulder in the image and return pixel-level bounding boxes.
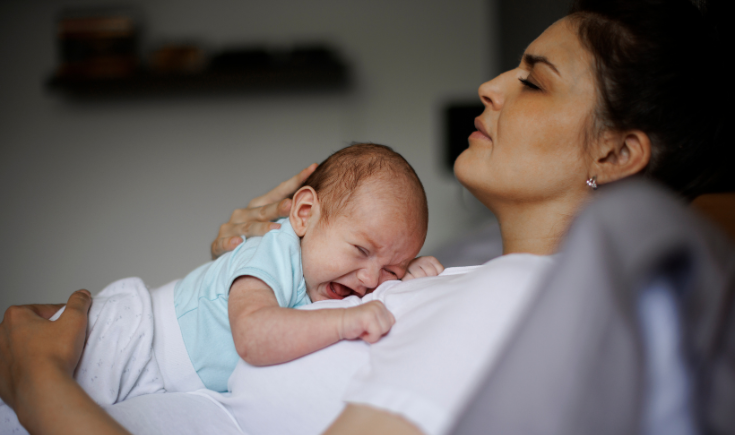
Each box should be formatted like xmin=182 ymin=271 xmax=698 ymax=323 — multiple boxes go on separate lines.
xmin=449 ymin=252 xmax=557 ymax=281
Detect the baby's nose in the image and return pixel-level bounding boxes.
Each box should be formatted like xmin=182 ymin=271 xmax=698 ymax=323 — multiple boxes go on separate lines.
xmin=357 ymin=266 xmax=380 ymax=290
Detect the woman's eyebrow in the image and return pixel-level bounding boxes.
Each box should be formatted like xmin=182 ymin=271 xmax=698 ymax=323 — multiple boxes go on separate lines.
xmin=523 ymin=54 xmax=561 ymax=76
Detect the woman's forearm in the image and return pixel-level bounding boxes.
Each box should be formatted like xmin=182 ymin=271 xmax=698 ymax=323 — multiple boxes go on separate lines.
xmin=16 ymin=368 xmax=130 ymax=435
xmin=324 ymin=404 xmax=423 ymax=435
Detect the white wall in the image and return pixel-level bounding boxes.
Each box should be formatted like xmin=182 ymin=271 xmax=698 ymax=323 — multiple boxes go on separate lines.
xmin=0 ymin=0 xmax=498 ymax=311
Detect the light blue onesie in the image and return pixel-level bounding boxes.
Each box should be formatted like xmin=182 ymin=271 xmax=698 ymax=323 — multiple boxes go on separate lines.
xmin=173 ymin=218 xmax=311 ymax=392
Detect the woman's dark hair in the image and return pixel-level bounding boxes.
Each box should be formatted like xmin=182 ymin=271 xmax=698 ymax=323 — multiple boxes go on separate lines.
xmin=569 ymin=0 xmax=730 ymax=199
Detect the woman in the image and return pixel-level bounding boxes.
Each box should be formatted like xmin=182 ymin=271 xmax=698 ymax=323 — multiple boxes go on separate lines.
xmin=0 ymin=0 xmax=727 ymax=433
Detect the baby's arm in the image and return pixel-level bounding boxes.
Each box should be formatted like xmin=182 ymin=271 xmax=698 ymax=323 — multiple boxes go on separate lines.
xmin=402 ymin=256 xmax=445 ymax=281
xmin=228 ymin=276 xmax=395 ymax=366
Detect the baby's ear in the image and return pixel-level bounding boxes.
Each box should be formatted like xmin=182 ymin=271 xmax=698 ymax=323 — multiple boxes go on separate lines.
xmin=289 ymin=186 xmax=320 ymax=237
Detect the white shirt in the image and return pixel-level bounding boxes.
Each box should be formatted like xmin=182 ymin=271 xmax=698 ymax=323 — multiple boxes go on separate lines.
xmin=106 ymin=254 xmax=554 ymax=435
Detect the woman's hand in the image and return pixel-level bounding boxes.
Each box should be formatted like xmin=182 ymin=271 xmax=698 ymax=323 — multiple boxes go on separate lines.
xmin=0 ymin=291 xmax=132 ymax=435
xmin=0 ymin=290 xmax=91 ymax=410
xmin=211 ymin=163 xmax=318 ymax=259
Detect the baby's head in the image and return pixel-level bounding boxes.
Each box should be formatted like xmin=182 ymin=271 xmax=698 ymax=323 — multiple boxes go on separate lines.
xmin=288 ymin=143 xmax=428 ymax=302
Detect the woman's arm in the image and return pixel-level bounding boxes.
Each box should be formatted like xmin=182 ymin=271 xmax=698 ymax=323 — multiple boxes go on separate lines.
xmin=211 ymin=163 xmax=317 ymax=258
xmin=0 ymin=291 xmax=130 ymax=435
xmin=229 ymin=276 xmax=395 ymax=366
xmin=324 ymin=404 xmax=423 ymax=435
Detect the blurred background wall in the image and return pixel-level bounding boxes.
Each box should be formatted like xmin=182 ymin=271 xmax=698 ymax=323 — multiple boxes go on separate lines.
xmin=0 ymin=0 xmax=567 ymax=312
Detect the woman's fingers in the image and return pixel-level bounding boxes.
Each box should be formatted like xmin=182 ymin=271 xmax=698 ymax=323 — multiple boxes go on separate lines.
xmin=211 ymin=219 xmax=284 ymax=258
xmin=211 ymin=192 xmax=296 ymax=259
xmin=211 ymin=164 xmax=317 ymax=259
xmin=211 ymin=236 xmax=243 ymax=259
xmin=232 ymin=198 xmax=292 ymax=226
xmin=248 ymin=163 xmax=317 ymax=208
xmin=57 ymin=290 xmax=92 ymax=326
xmin=54 ymin=290 xmax=93 ymax=373
xmin=26 ymin=303 xmax=67 ymax=320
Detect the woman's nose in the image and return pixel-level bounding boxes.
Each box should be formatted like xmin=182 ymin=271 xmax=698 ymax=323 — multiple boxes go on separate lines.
xmin=478 ymin=70 xmax=512 ymax=110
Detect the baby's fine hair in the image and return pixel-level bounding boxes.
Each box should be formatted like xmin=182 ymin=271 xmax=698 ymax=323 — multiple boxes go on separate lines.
xmin=302 ymin=143 xmax=428 ymax=235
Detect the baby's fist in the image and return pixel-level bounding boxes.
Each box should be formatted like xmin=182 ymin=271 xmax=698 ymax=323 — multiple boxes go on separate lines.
xmin=340 ymin=301 xmax=395 ymax=344
xmin=402 ymin=256 xmax=444 ymax=281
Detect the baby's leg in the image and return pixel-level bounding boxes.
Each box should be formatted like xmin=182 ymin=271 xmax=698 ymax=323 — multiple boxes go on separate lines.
xmin=75 ymin=277 xmax=165 ymax=406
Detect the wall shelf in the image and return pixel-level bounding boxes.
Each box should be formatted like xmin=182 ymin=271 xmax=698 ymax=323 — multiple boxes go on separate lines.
xmin=46 ymin=64 xmax=350 ymax=98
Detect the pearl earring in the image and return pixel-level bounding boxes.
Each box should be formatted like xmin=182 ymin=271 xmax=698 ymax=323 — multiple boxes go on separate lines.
xmin=586 ymin=176 xmax=598 ymax=190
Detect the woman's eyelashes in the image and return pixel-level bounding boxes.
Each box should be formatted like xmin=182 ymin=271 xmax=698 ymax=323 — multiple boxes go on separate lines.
xmin=519 ymin=77 xmax=541 ymax=91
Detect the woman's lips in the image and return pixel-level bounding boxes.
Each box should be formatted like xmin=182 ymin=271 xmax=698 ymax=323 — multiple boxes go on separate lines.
xmin=469 ymin=130 xmax=492 ymax=141
xmin=471 ymin=117 xmax=493 ymax=142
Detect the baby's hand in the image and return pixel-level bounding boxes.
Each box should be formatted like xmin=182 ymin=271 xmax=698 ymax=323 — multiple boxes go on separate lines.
xmin=402 ymin=256 xmax=444 ymax=281
xmin=340 ymin=301 xmax=395 ymax=344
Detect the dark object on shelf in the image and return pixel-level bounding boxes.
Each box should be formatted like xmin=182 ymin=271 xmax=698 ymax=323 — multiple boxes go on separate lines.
xmin=444 ymin=102 xmax=485 ymax=171
xmin=47 ymin=44 xmax=351 ymax=98
xmin=149 ymin=45 xmax=206 ymax=75
xmin=210 ymin=48 xmax=271 ymax=71
xmin=210 ymin=46 xmax=344 ymax=71
xmin=56 ymin=13 xmax=139 ymax=79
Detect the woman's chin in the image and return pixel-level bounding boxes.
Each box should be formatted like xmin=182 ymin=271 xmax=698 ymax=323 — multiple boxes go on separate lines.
xmin=454 ymin=149 xmax=483 ymax=189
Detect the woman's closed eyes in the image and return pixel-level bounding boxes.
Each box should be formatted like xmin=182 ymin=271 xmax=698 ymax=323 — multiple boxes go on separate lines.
xmin=519 ymin=77 xmax=541 ymax=91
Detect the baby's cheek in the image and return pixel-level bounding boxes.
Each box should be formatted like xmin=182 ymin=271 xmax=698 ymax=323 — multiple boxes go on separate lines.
xmin=301 ymin=250 xmax=339 ymax=289
xmin=300 ymin=252 xmax=320 ymax=291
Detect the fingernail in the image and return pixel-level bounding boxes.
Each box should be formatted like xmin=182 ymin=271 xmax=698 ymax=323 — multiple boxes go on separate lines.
xmin=77 ymin=289 xmax=91 ymax=297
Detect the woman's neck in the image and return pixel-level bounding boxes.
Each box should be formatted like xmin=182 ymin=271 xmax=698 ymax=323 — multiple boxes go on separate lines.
xmin=494 ymin=193 xmax=590 ymax=256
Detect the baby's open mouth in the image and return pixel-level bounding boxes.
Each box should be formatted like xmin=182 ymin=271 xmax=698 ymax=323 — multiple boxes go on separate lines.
xmin=327 ymin=282 xmax=353 ymax=299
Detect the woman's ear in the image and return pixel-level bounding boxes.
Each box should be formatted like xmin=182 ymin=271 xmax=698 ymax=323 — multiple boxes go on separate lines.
xmin=289 ymin=186 xmax=320 ymax=237
xmin=592 ymin=129 xmax=651 ymax=185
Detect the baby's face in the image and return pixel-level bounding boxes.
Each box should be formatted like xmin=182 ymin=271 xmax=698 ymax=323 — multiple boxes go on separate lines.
xmin=299 ymin=185 xmax=424 ymax=302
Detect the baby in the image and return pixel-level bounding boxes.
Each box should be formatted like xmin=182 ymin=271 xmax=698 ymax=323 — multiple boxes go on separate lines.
xmin=176 ymin=142 xmax=443 ymax=391
xmin=0 ymin=143 xmax=444 ymax=431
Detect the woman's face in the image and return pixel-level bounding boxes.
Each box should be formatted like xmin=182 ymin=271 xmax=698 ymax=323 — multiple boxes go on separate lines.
xmin=455 ymin=17 xmax=597 ymax=211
